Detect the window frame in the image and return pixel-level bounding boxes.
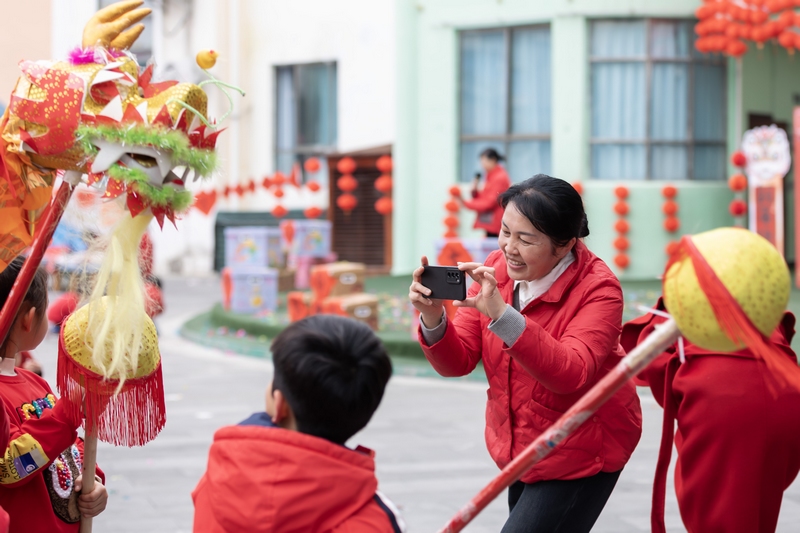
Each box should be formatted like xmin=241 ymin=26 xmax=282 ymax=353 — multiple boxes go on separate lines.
xmin=458 ymin=24 xmax=552 ymax=183
xmin=588 ymin=18 xmax=727 ymax=180
xmin=273 ymin=61 xmax=338 ymax=180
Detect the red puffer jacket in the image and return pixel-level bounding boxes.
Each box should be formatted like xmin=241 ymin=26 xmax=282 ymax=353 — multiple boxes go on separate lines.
xmin=462 ymin=165 xmax=511 ymax=235
xmin=420 ymin=242 xmax=642 ymax=483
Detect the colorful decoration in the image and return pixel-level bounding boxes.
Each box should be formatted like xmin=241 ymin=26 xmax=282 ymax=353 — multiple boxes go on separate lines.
xmin=375 ymin=197 xmax=393 ymax=216
xmin=374 ymin=155 xmax=393 ymax=217
xmin=572 ymin=182 xmax=583 ymax=195
xmin=742 ymin=125 xmax=790 ymax=254
xmin=728 ymin=172 xmax=748 ymax=227
xmin=661 ymin=185 xmax=681 ymax=244
xmin=612 ymin=186 xmax=630 ymax=270
xmin=336 ymin=193 xmax=358 ymax=213
xmin=444 ymin=187 xmax=461 ymax=238
xmin=304 ymin=157 xmax=321 ymax=173
xmin=693 ymin=1 xmax=800 ymax=56
xmin=336 ymin=157 xmax=357 ymax=174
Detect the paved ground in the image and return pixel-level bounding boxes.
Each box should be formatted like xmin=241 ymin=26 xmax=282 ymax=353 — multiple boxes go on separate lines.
xmin=33 ymin=276 xmax=800 ymax=532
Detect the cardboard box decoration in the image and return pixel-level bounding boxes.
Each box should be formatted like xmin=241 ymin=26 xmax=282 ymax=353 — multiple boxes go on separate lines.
xmin=280 ymin=220 xmax=332 ymax=258
xmin=310 ymin=262 xmax=366 ymax=301
xmin=221 ymin=266 xmax=278 ymax=314
xmin=224 ymin=226 xmax=283 ymax=268
xmin=321 ymin=293 xmax=379 ymax=331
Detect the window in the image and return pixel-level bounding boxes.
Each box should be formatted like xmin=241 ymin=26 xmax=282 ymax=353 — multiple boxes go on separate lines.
xmin=98 ymin=0 xmax=154 ymax=65
xmin=459 ymin=27 xmax=552 ymax=183
xmin=590 ymin=20 xmax=727 ymax=180
xmin=275 ymin=62 xmax=337 ymax=183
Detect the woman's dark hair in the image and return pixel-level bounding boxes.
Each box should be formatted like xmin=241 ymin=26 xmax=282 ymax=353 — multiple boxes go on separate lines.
xmin=480 ymin=148 xmax=505 ymax=162
xmin=270 ymin=315 xmax=392 ymax=444
xmin=0 ymin=256 xmax=48 ymax=319
xmin=498 ymin=174 xmax=589 ymax=249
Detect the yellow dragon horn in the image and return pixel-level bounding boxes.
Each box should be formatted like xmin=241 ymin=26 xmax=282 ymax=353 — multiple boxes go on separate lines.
xmin=82 ymin=0 xmax=152 ymax=50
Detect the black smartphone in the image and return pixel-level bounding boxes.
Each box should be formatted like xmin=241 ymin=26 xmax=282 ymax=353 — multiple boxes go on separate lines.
xmin=421 ymin=266 xmax=467 ymax=301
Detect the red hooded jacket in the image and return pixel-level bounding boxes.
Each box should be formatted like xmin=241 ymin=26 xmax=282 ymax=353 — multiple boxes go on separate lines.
xmin=192 ymin=414 xmax=403 ymax=533
xmin=621 ymin=303 xmax=800 ymax=533
xmin=420 ymin=243 xmax=642 ymax=483
xmin=462 ymin=165 xmax=511 ymax=235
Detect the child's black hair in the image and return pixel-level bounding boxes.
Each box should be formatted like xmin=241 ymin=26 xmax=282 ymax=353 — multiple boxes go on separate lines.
xmin=270 ymin=315 xmax=392 ymax=444
xmin=0 ymin=256 xmax=49 ymax=355
xmin=499 ymin=174 xmax=589 ymax=250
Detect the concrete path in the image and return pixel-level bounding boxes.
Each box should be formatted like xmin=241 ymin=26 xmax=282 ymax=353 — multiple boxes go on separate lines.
xmin=31 ymin=276 xmax=800 ymax=532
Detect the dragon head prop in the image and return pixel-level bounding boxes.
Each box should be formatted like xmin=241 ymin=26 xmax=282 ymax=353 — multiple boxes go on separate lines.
xmin=0 ymin=0 xmax=224 ymax=267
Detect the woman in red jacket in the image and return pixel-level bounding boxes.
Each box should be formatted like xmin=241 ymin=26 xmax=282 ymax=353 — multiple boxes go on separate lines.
xmin=458 ymin=148 xmax=511 ymax=237
xmin=410 ymin=175 xmax=642 ymax=532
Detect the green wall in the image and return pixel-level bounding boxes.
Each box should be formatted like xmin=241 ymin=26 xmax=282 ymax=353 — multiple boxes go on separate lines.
xmin=393 ymin=0 xmax=795 ymax=279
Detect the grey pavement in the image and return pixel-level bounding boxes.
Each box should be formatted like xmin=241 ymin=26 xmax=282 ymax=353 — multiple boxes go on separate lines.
xmin=32 ymin=276 xmax=800 ymax=532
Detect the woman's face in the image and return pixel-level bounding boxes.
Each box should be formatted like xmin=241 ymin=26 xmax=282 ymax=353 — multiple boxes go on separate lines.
xmin=499 ymin=202 xmax=574 ymax=282
xmin=480 ymin=155 xmax=496 ymax=172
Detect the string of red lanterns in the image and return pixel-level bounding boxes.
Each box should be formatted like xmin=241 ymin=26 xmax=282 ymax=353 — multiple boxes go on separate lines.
xmin=662 ymin=185 xmax=681 ymax=256
xmin=375 ymin=155 xmax=393 ymax=216
xmin=444 ymin=186 xmax=461 ymax=238
xmin=729 ymin=150 xmax=748 ymax=225
xmin=612 ymin=186 xmax=630 ymax=270
xmin=335 ymin=156 xmax=358 ymax=215
xmin=695 ymin=0 xmax=800 ymax=56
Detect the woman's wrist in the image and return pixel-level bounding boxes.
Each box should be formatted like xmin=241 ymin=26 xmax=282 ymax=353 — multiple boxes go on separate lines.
xmin=420 ymin=311 xmax=444 ymax=329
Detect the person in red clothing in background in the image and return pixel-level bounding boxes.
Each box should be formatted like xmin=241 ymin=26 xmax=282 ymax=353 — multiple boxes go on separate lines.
xmin=456 ymin=148 xmax=511 ymax=238
xmin=410 ymin=175 xmax=642 ymax=532
xmin=192 ymin=315 xmax=403 ymax=533
xmin=621 ymin=299 xmax=800 ymax=533
xmin=0 ymin=256 xmax=108 ymax=533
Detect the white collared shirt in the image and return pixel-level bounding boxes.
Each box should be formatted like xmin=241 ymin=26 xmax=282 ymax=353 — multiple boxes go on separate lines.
xmin=513 ymin=251 xmax=575 ymax=310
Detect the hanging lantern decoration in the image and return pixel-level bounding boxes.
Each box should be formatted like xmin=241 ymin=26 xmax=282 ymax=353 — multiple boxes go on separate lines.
xmin=693 ymin=1 xmax=800 ymax=56
xmin=272 ymin=205 xmax=288 ymax=218
xmin=443 ymin=186 xmax=461 ymax=238
xmin=731 ymin=150 xmax=747 ymax=168
xmin=336 ymin=193 xmax=358 ymax=213
xmin=273 ymin=188 xmax=284 ymax=198
xmin=572 ymin=182 xmax=583 ymax=195
xmin=612 ymin=185 xmax=630 ymax=271
xmin=337 ymin=157 xmax=357 ymax=174
xmin=304 ymin=157 xmax=321 ymax=173
xmin=306 ymin=181 xmax=321 ymax=193
xmin=262 ymin=175 xmax=272 ymax=189
xmin=273 ymin=171 xmax=286 ymax=186
xmin=662 ymin=185 xmax=680 ymax=238
xmin=234 ymin=184 xmax=245 ymax=197
xmin=337 ymin=174 xmax=358 ymax=192
xmin=304 ymin=206 xmax=323 ymax=219
xmin=373 ymin=154 xmax=393 ymax=217
xmin=728 ymin=170 xmax=748 ymax=227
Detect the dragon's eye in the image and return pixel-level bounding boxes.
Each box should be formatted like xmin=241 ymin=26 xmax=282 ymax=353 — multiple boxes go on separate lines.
xmin=127 ymin=153 xmax=158 ymax=168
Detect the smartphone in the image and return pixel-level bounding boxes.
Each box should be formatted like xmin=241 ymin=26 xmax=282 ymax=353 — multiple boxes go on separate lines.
xmin=421 ymin=266 xmax=467 ymax=301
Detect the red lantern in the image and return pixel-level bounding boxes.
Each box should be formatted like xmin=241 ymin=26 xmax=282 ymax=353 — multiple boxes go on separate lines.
xmin=445 ymin=200 xmax=460 ymax=213
xmin=614 ymin=219 xmax=630 ymax=234
xmin=664 ymin=216 xmax=680 ymax=233
xmin=662 ymin=185 xmax=678 ymax=199
xmin=779 ymin=31 xmax=796 ymax=49
xmin=307 ymin=181 xmax=321 ymax=193
xmin=273 ymin=188 xmax=285 ymax=198
xmin=222 ymin=185 xmax=231 ymax=198
xmin=662 ymin=200 xmax=679 ymax=216
xmin=235 ymin=184 xmax=245 ymax=197
xmin=337 ymin=175 xmax=358 ymax=192
xmin=272 ymin=205 xmax=288 ymax=218
xmin=614 ymin=254 xmax=630 ymax=269
xmin=614 ymin=186 xmax=629 ymax=199
xmin=614 ymin=201 xmax=629 ymax=216
xmin=336 ymin=193 xmax=358 ymax=212
xmin=336 ymin=157 xmax=357 ymax=174
xmin=613 ymin=237 xmax=630 ymax=251
xmin=728 ymin=173 xmax=747 ymax=192
xmin=247 ymin=180 xmax=256 ymax=193
xmin=731 ymin=151 xmax=747 ymax=167
xmin=273 ymin=172 xmax=286 ymax=186
xmin=375 ymin=197 xmax=393 ymax=216
xmin=726 ymin=40 xmax=748 ymax=57
xmin=375 ymin=175 xmax=393 ymax=193
xmin=444 ymin=229 xmax=458 ymax=238
xmin=665 ymin=241 xmax=681 ymax=256
xmin=444 ymin=215 xmax=460 ymax=229
xmin=262 ymin=176 xmax=272 ymax=189
xmin=376 ymin=155 xmax=393 ymax=173
xmin=449 ymin=186 xmax=462 ymax=197
xmin=572 ymin=182 xmax=583 ymax=195
xmin=304 ymin=206 xmax=323 ymax=219
xmin=304 ymin=157 xmax=321 ymax=173
xmin=729 ymin=199 xmax=748 ymax=216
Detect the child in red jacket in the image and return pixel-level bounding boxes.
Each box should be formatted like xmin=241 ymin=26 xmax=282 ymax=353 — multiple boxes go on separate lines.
xmin=0 ymin=257 xmax=108 ymax=533
xmin=621 ymin=299 xmax=800 ymax=533
xmin=192 ymin=315 xmax=404 ymax=533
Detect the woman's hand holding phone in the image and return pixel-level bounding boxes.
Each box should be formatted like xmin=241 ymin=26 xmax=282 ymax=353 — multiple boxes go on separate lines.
xmin=453 ymin=262 xmax=506 ymax=321
xmin=409 ymin=256 xmax=445 ymax=328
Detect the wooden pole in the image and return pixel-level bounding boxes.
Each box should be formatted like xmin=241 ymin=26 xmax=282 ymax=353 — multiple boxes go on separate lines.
xmin=79 ymin=426 xmax=98 ymax=533
xmin=437 ymin=319 xmax=680 ymax=533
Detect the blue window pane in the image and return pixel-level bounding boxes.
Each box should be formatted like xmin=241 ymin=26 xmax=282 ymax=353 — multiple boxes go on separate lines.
xmin=650 ymin=21 xmax=691 ymax=58
xmin=591 ymin=144 xmax=646 ymax=180
xmin=694 ymin=145 xmax=726 ymax=180
xmin=511 ymin=28 xmax=551 ymax=135
xmin=461 ymin=31 xmax=508 ymax=135
xmin=651 ymin=64 xmax=688 ymax=140
xmin=507 ymin=140 xmax=551 ymax=183
xmin=460 ymin=141 xmax=501 ymax=183
xmin=297 ymin=64 xmax=336 ymax=146
xmin=591 ymin=20 xmax=646 ymax=58
xmin=694 ymin=63 xmax=726 ymax=141
xmin=276 ymin=67 xmax=296 ymax=151
xmin=592 ymin=63 xmax=646 ymax=139
xmin=651 ymin=145 xmax=688 ymax=180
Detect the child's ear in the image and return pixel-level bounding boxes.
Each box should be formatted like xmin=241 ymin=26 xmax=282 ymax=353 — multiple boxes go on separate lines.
xmin=271 ymin=389 xmax=293 ymax=425
xmin=20 ymin=307 xmax=37 ymax=332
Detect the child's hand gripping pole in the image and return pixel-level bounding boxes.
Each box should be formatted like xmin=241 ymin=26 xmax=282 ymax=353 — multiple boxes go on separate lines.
xmin=437 ymin=319 xmax=680 ymax=533
xmin=0 ymin=171 xmax=82 ymax=347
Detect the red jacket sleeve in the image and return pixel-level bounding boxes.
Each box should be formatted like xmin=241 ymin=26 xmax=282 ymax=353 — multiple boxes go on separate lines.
xmin=0 ymin=395 xmax=82 ymax=487
xmin=505 ymin=280 xmax=624 ymax=395
xmin=419 ymin=282 xmax=485 ymax=377
xmin=463 ymin=170 xmax=511 ymax=213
